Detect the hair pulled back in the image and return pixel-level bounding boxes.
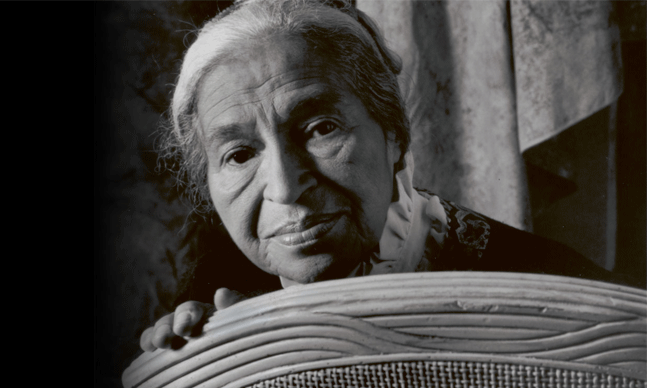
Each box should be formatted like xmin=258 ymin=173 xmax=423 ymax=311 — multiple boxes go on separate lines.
xmin=163 ymin=0 xmax=410 ymax=212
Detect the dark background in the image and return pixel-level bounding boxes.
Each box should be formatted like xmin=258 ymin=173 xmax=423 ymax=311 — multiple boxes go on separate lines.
xmin=94 ymin=2 xmax=645 ymax=387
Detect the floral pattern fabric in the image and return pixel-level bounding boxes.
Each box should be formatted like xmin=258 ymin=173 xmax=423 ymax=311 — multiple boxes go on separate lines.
xmin=415 ymin=190 xmax=492 ymax=273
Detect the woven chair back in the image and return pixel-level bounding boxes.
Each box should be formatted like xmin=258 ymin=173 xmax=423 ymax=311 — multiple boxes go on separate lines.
xmin=123 ymin=272 xmax=647 ymax=388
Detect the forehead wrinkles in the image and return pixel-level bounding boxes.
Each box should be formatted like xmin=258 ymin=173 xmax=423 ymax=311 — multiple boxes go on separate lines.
xmin=198 ymin=65 xmax=333 ymax=131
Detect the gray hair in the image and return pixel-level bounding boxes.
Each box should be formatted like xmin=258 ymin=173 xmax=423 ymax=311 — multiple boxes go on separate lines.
xmin=162 ymin=0 xmax=410 ymax=212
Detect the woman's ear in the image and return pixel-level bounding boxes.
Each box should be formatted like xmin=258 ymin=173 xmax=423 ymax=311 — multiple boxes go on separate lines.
xmin=386 ymin=135 xmax=402 ymax=173
xmin=386 ymin=136 xmax=402 ymax=203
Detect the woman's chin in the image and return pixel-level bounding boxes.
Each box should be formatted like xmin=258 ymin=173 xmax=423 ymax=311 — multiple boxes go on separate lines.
xmin=276 ymin=254 xmax=339 ymax=284
xmin=268 ymin=250 xmax=362 ymax=285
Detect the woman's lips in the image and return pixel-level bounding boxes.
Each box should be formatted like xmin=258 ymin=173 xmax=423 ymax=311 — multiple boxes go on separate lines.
xmin=272 ymin=214 xmax=342 ymax=247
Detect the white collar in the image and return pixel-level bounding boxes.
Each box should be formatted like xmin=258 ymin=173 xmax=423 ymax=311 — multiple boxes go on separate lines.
xmin=361 ymin=151 xmax=431 ymax=275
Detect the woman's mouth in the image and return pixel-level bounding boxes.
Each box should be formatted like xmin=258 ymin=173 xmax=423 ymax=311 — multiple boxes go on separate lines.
xmin=271 ymin=214 xmax=342 ymax=247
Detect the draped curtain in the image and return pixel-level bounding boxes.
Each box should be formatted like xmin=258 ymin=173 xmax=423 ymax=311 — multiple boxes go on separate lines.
xmin=357 ymin=0 xmax=623 ymax=231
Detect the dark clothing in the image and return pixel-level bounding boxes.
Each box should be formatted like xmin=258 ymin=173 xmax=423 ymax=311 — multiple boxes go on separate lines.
xmin=420 ymin=193 xmax=642 ymax=288
xmin=176 ymin=192 xmax=643 ymax=307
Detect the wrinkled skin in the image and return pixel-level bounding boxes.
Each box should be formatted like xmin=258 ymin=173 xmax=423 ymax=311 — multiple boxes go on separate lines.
xmin=139 ymin=288 xmax=245 ymax=351
xmin=140 ymin=36 xmax=400 ymax=351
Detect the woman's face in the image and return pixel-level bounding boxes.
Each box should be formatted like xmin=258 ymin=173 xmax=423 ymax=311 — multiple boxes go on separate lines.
xmin=197 ymin=36 xmax=401 ymax=284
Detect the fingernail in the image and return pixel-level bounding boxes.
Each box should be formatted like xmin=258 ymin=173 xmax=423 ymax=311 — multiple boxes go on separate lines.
xmin=175 ymin=312 xmax=191 ymax=328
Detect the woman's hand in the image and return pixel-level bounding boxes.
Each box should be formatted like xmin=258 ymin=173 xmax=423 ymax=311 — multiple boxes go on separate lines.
xmin=139 ymin=288 xmax=246 ymax=352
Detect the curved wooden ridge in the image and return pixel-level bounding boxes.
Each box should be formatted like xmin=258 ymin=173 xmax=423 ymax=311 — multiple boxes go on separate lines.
xmin=122 ymin=272 xmax=647 ymax=388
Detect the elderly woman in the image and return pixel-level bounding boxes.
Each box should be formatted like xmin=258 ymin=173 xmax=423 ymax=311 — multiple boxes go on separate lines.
xmin=139 ymin=0 xmax=631 ymax=352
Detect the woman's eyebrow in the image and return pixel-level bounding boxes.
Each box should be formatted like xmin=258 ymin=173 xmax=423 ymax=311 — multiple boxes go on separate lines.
xmin=205 ymin=90 xmax=345 ymax=147
xmin=284 ymin=89 xmax=343 ymax=126
xmin=205 ymin=124 xmax=246 ymax=148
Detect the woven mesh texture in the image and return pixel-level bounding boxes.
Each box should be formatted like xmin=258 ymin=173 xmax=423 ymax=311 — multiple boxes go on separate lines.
xmin=248 ymin=361 xmax=645 ymax=388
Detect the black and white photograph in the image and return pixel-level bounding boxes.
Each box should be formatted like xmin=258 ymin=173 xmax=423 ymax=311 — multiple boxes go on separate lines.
xmin=94 ymin=1 xmax=646 ymax=387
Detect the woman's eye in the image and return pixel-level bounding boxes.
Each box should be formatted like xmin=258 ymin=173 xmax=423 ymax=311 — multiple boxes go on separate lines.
xmin=227 ymin=149 xmax=254 ymax=165
xmin=309 ymin=121 xmax=339 ymax=137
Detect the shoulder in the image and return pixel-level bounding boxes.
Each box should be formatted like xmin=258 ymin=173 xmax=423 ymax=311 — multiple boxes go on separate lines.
xmin=415 ymin=190 xmax=641 ymax=288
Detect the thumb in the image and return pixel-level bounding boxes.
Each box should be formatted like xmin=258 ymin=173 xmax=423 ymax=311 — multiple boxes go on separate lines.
xmin=214 ymin=288 xmax=246 ymax=310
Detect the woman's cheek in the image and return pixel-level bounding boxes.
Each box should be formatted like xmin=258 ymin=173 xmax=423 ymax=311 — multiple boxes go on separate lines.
xmin=307 ymin=130 xmax=352 ymax=159
xmin=210 ymin=167 xmax=264 ymax=250
xmin=218 ymin=199 xmax=267 ymax=271
xmin=210 ymin=160 xmax=259 ymax=197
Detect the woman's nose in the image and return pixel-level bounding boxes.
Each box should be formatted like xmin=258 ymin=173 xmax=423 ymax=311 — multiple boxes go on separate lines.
xmin=262 ymin=145 xmax=316 ymax=204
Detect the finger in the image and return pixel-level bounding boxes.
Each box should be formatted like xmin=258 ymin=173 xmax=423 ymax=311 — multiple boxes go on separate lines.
xmin=139 ymin=326 xmax=156 ymax=352
xmin=214 ymin=288 xmax=246 ymax=310
xmin=172 ymin=301 xmax=209 ymax=337
xmin=151 ymin=313 xmax=175 ymax=349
